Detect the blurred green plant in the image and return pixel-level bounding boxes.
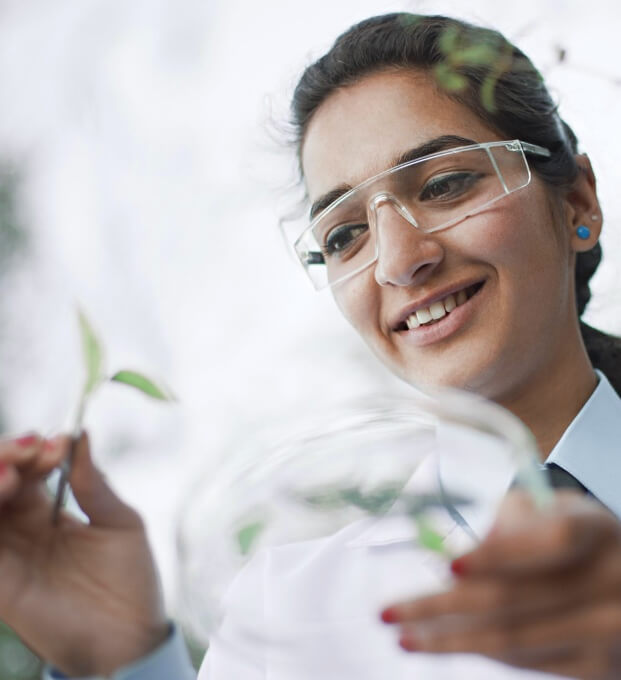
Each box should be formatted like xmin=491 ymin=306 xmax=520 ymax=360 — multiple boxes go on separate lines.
xmin=0 ymin=622 xmax=41 ymax=680
xmin=301 ymin=483 xmax=470 ymax=555
xmin=0 ymin=168 xmax=39 ymax=679
xmin=0 ymin=166 xmax=26 ymax=435
xmin=0 ymin=167 xmax=25 ymax=275
xmin=182 ymin=628 xmax=207 ymax=671
xmin=433 ymin=24 xmax=517 ymax=113
xmin=237 ymin=521 xmax=265 ymax=556
xmin=234 ymin=483 xmax=472 ymax=559
xmin=399 ymin=13 xmax=540 ymax=113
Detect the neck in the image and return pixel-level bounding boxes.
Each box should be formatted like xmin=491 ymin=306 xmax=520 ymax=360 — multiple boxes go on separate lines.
xmin=496 ymin=341 xmax=597 ymax=460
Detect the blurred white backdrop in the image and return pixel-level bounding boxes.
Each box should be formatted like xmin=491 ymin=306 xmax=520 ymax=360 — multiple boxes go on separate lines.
xmin=0 ymin=0 xmax=618 ymax=611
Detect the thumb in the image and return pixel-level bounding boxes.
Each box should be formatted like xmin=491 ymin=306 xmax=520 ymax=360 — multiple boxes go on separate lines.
xmin=69 ymin=432 xmax=143 ymax=530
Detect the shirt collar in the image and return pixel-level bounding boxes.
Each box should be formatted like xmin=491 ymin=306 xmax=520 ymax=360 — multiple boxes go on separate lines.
xmin=346 ymin=417 xmax=516 ymax=548
xmin=348 ymin=371 xmax=621 ymax=548
xmin=545 ymin=370 xmax=621 ymax=519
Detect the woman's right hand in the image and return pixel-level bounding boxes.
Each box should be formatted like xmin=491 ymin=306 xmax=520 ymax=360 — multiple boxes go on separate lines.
xmin=0 ymin=432 xmax=169 ymax=677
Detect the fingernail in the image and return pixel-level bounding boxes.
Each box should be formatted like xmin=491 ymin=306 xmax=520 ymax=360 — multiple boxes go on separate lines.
xmin=380 ymin=607 xmax=399 ymax=623
xmin=43 ymin=439 xmax=58 ymax=452
xmin=16 ymin=434 xmax=37 ymax=447
xmin=398 ymin=632 xmax=419 ymax=651
xmin=450 ymin=556 xmax=469 ymax=576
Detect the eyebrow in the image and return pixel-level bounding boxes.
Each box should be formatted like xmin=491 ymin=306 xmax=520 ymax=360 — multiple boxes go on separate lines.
xmin=309 ymin=134 xmax=478 ymax=219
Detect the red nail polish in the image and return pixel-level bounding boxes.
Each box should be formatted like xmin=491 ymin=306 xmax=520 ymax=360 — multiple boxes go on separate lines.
xmin=43 ymin=439 xmax=57 ymax=452
xmin=16 ymin=434 xmax=37 ymax=447
xmin=451 ymin=556 xmax=469 ymax=576
xmin=380 ymin=608 xmax=399 ymax=623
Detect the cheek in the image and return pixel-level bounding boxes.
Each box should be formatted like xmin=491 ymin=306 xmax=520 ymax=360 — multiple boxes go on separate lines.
xmin=333 ymin=272 xmax=380 ymax=334
xmin=472 ymin=201 xmax=570 ymax=331
xmin=474 ymin=200 xmax=561 ymax=282
xmin=473 ymin=202 xmax=526 ymax=253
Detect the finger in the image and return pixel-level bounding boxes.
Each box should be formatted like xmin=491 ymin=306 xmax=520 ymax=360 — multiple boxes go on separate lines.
xmin=400 ymin=630 xmax=602 ymax=679
xmin=68 ymin=432 xmax=143 ymax=530
xmin=0 ymin=433 xmax=68 ymax=480
xmin=511 ymin=647 xmax=610 ymax=680
xmin=382 ymin=584 xmax=488 ymax=624
xmin=381 ymin=578 xmax=567 ymax=626
xmin=0 ymin=433 xmax=45 ymax=466
xmin=456 ymin=494 xmax=619 ymax=577
xmin=0 ymin=463 xmax=21 ymax=506
xmin=0 ymin=437 xmax=72 ymax=513
xmin=398 ymin=599 xmax=621 ymax=664
xmin=382 ymin=544 xmax=621 ymax=627
xmin=20 ymin=436 xmax=70 ymax=478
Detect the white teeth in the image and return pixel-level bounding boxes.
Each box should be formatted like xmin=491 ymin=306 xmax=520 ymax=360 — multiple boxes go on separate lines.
xmin=415 ymin=308 xmax=432 ymax=324
xmin=404 ymin=286 xmax=476 ymax=331
xmin=429 ymin=301 xmax=446 ymax=320
xmin=406 ymin=314 xmax=420 ymax=329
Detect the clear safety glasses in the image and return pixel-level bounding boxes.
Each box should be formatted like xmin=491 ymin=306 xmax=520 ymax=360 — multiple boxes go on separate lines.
xmin=291 ymin=140 xmax=551 ymax=290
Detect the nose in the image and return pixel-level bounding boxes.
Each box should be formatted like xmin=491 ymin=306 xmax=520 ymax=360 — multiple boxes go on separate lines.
xmin=372 ymin=197 xmax=444 ymax=287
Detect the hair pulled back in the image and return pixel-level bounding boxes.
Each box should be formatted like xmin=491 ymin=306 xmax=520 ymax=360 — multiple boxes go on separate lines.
xmin=291 ymin=13 xmax=620 ymax=393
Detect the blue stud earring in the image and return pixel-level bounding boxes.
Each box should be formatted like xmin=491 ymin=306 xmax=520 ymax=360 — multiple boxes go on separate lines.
xmin=576 ymin=225 xmax=591 ymax=240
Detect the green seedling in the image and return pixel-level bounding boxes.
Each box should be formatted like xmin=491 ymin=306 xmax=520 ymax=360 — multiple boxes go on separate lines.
xmin=233 ymin=485 xmax=470 ymax=558
xmin=302 ymin=483 xmax=403 ymax=515
xmin=299 ymin=483 xmax=471 ymax=556
xmin=51 ymin=309 xmax=174 ymax=524
xmin=236 ymin=521 xmax=266 ymax=556
xmin=413 ymin=516 xmax=447 ymax=554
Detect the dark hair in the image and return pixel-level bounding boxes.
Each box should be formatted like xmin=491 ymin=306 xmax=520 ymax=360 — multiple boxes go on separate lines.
xmin=291 ymin=13 xmax=621 ymax=393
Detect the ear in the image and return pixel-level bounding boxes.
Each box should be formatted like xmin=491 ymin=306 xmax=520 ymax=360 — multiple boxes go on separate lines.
xmin=564 ymin=154 xmax=602 ymax=253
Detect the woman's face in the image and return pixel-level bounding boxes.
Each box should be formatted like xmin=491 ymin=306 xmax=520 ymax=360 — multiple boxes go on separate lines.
xmin=301 ymin=69 xmax=577 ymax=402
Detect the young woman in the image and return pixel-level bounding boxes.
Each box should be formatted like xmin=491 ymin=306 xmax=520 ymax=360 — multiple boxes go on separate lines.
xmin=0 ymin=12 xmax=619 ymax=680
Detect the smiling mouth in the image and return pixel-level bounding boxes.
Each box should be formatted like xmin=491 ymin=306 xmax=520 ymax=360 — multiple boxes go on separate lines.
xmin=395 ymin=281 xmax=485 ymax=331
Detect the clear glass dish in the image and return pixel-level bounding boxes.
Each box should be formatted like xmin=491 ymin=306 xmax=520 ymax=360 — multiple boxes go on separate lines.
xmin=176 ymin=388 xmax=551 ymax=674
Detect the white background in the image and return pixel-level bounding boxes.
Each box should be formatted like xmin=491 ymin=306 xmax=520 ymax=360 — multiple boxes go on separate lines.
xmin=0 ymin=0 xmax=618 ymax=615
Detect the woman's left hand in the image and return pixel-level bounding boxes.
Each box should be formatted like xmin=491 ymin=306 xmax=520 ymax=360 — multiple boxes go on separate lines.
xmin=381 ymin=490 xmax=621 ymax=679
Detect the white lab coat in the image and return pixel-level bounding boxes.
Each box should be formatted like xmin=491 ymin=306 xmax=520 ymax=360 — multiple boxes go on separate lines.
xmin=198 ymin=392 xmax=605 ymax=680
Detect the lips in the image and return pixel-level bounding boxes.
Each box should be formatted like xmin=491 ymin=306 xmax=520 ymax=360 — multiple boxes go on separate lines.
xmin=392 ymin=280 xmax=486 ymax=332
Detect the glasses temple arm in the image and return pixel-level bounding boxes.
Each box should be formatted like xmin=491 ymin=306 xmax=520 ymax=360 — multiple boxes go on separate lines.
xmin=520 ymin=141 xmax=552 ymax=158
xmin=303 ymin=251 xmax=325 ymax=266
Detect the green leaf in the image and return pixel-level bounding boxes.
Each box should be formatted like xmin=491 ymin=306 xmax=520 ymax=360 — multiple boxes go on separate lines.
xmin=110 ymin=370 xmax=175 ymax=401
xmin=480 ymin=74 xmax=499 ymax=113
xmin=405 ymin=492 xmax=472 ymax=516
xmin=302 ymin=483 xmax=402 ymax=515
xmin=237 ymin=521 xmax=265 ymax=555
xmin=77 ymin=309 xmax=104 ymax=396
xmin=414 ymin=516 xmax=446 ymax=553
xmin=455 ymin=44 xmax=498 ymax=66
xmin=438 ymin=25 xmax=459 ymax=55
xmin=338 ymin=485 xmax=401 ymax=514
xmin=433 ymin=63 xmax=467 ymax=92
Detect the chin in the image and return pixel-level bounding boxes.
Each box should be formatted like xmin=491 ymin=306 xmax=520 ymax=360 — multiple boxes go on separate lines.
xmin=391 ymin=355 xmax=503 ymax=399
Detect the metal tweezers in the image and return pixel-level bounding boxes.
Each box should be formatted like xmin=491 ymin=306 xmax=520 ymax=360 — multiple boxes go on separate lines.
xmin=51 ymin=431 xmax=81 ymax=525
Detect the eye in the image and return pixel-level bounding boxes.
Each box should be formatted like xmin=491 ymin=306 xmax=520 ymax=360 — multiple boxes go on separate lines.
xmin=419 ymin=171 xmax=483 ymax=202
xmin=322 ymin=223 xmax=368 ymax=258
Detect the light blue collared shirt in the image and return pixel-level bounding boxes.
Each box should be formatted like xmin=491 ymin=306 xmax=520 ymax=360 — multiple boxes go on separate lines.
xmin=545 ymin=370 xmax=621 ymax=519
xmin=42 ymin=624 xmax=196 ymax=680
